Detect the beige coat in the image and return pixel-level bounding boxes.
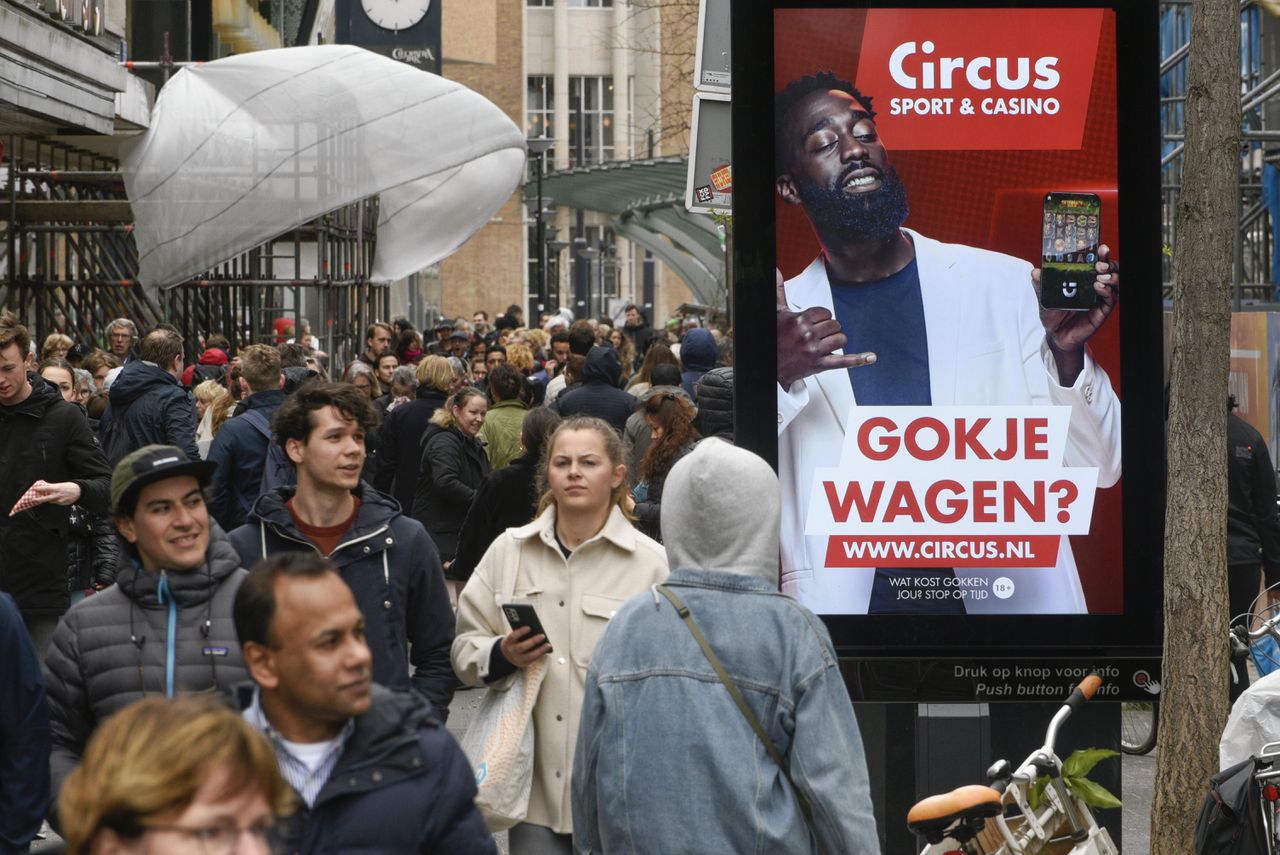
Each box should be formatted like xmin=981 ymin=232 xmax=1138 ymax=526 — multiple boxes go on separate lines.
xmin=453 ymin=504 xmax=668 ymax=833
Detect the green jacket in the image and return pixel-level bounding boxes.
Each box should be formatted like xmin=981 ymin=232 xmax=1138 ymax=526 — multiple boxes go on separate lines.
xmin=479 ymin=399 xmax=529 ymax=471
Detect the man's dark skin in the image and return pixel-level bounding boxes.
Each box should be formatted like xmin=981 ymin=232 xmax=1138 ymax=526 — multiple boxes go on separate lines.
xmin=774 ymin=87 xmax=1120 ymax=392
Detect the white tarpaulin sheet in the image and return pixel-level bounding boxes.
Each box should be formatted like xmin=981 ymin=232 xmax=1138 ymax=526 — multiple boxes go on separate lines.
xmin=121 ymin=45 xmax=526 ymax=286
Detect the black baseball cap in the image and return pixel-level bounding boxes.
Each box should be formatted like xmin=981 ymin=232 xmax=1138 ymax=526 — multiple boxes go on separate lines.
xmin=111 ymin=445 xmax=217 ymax=515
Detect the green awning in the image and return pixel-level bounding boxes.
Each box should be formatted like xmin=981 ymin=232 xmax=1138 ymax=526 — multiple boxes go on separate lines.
xmin=531 ymin=157 xmax=726 ymax=306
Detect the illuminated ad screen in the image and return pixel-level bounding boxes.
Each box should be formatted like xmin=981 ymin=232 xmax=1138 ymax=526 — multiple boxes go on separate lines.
xmin=738 ymin=1 xmax=1163 ymax=649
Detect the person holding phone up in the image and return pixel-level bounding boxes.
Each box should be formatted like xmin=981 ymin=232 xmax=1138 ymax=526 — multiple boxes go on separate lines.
xmin=453 ymin=416 xmax=668 ymax=855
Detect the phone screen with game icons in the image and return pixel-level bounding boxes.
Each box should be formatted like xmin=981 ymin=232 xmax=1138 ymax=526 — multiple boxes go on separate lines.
xmin=1039 ymin=192 xmax=1102 ymax=311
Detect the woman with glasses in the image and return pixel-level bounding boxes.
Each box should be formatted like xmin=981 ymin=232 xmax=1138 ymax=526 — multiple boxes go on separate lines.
xmin=59 ymin=695 xmax=292 ymax=855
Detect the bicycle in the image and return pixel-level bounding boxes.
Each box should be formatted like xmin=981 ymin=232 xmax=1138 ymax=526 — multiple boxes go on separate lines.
xmin=1123 ymin=588 xmax=1279 ymax=758
xmin=907 ymin=674 xmax=1118 ymax=855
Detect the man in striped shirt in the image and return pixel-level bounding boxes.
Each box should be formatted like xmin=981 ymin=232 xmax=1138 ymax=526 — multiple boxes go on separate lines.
xmin=233 ymin=553 xmax=495 ymax=854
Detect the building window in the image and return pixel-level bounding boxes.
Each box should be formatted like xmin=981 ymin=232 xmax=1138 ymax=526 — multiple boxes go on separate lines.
xmin=527 ymin=76 xmax=555 ymax=161
xmin=569 ymin=76 xmax=614 ymax=167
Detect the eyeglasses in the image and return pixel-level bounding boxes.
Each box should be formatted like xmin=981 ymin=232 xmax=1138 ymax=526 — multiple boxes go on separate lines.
xmin=144 ymin=818 xmax=281 ymax=854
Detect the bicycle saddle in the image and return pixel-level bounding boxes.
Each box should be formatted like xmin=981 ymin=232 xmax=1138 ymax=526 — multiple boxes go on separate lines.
xmin=907 ymin=784 xmax=1005 ymax=843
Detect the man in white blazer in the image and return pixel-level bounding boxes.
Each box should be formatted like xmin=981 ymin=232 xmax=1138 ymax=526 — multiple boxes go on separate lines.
xmin=775 ymin=71 xmax=1121 ymax=615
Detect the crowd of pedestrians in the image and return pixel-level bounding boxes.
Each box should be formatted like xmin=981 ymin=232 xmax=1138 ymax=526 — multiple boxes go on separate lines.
xmin=0 ymin=304 xmax=883 ymax=854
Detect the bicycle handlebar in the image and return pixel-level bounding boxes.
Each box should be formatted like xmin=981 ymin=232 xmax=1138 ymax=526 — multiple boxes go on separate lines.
xmin=1043 ymin=673 xmax=1103 ymax=761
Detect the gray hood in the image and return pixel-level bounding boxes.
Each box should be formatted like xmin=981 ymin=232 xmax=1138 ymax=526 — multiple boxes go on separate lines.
xmin=660 ymin=439 xmax=779 ymax=582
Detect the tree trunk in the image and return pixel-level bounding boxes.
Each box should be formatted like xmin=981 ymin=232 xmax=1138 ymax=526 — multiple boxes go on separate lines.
xmin=1150 ymin=0 xmax=1239 ymax=851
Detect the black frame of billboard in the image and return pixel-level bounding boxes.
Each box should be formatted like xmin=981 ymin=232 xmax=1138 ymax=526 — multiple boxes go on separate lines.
xmin=732 ymin=0 xmax=1164 ymax=660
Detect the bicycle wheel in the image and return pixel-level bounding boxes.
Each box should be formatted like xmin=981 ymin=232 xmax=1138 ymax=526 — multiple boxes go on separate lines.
xmin=1120 ymin=699 xmax=1158 ymax=755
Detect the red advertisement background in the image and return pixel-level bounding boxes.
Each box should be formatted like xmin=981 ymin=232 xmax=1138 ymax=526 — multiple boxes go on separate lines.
xmin=774 ymin=8 xmax=1123 ymax=613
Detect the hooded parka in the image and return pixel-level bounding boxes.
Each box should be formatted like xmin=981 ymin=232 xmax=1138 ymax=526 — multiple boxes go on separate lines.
xmin=100 ymin=360 xmax=200 ymax=462
xmin=229 ymin=482 xmax=457 ymax=718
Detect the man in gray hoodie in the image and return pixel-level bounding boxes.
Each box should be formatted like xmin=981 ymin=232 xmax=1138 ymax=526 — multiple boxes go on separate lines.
xmin=572 ymin=439 xmax=880 ymax=854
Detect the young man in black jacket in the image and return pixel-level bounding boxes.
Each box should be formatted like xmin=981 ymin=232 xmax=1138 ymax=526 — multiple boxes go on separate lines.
xmin=0 ymin=311 xmax=111 ymax=655
xmin=229 ymin=382 xmax=457 ymax=720
xmin=234 ymin=553 xmax=494 ymax=854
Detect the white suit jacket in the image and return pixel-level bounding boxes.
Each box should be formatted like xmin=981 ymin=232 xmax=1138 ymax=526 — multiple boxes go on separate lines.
xmin=778 ymin=229 xmax=1122 ymax=615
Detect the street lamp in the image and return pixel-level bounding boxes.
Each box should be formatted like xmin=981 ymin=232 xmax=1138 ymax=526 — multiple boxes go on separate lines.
xmin=547 ymin=239 xmax=570 ymax=312
xmin=526 ymin=137 xmax=555 ymax=322
xmin=577 ymin=245 xmax=600 ymax=317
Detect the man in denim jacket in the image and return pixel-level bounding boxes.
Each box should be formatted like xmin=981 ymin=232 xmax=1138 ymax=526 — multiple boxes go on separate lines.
xmin=571 ymin=439 xmax=880 ymax=854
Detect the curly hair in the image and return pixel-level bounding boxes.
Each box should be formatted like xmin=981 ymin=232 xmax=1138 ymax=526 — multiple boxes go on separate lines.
xmin=775 ymin=71 xmax=875 ymax=174
xmin=272 ymin=381 xmax=380 ymax=451
xmin=194 ymin=379 xmax=234 ymax=435
xmin=505 ymin=341 xmax=536 ymax=374
xmin=640 ymin=392 xmax=700 ymax=485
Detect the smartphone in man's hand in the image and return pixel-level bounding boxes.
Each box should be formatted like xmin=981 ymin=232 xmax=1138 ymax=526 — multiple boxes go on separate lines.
xmin=1039 ymin=192 xmax=1101 ymax=311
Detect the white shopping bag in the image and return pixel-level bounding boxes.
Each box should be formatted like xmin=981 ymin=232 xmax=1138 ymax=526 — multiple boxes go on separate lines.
xmin=461 ymin=657 xmax=548 ymax=831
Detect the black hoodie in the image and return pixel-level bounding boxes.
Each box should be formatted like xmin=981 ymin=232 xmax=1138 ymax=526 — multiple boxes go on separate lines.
xmin=553 ymin=345 xmax=638 ymax=432
xmin=0 ymin=373 xmax=111 ymax=615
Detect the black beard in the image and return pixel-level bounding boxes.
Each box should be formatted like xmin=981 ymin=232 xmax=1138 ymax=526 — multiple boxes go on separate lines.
xmin=795 ymin=164 xmax=910 ymax=242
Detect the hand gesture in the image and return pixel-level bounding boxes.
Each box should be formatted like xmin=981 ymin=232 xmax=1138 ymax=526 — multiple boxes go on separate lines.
xmin=9 ymin=480 xmax=82 ymax=516
xmin=776 ymin=269 xmax=875 ymax=390
xmin=1032 ymin=245 xmax=1119 ymax=386
xmin=500 ymin=625 xmax=552 ymax=669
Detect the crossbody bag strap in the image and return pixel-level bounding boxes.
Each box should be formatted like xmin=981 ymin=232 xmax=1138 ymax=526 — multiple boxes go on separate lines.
xmin=655 ymin=584 xmax=820 ymax=838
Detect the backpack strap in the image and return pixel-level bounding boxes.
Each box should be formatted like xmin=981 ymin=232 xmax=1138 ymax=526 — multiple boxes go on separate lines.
xmin=241 ymin=408 xmax=272 ymax=439
xmin=656 ymin=584 xmax=821 ymax=846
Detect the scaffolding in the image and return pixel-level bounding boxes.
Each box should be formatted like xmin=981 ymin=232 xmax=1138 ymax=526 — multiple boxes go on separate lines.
xmin=1161 ymin=1 xmax=1280 ymax=306
xmin=1 ymin=134 xmax=390 ymax=368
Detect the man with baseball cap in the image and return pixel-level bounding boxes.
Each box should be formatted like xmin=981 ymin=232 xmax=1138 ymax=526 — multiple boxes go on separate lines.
xmin=44 ymin=444 xmax=250 ymax=805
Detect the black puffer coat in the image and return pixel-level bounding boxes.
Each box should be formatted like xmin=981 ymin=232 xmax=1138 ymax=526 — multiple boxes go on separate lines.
xmin=0 ymin=374 xmax=111 ymax=616
xmin=374 ymin=386 xmax=448 ymax=513
xmin=65 ymin=505 xmax=121 ymax=592
xmin=692 ymin=366 xmax=734 ymax=442
xmin=101 ymin=360 xmax=200 ymax=462
xmin=45 ymin=524 xmax=248 ymax=798
xmin=411 ymin=424 xmax=490 ymax=562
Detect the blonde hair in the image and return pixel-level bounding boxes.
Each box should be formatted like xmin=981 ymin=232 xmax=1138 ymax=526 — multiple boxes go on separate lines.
xmin=415 ymin=354 xmax=453 ymax=393
xmin=521 ymin=328 xmax=549 ymax=351
xmin=536 ymin=416 xmax=632 ymax=517
xmin=429 ymin=386 xmax=486 ymax=429
xmin=194 ymin=380 xmax=234 ymax=435
xmin=59 ymin=696 xmax=293 ymax=855
xmin=41 ymin=332 xmax=73 ymax=359
xmin=505 ymin=341 xmax=535 ymax=374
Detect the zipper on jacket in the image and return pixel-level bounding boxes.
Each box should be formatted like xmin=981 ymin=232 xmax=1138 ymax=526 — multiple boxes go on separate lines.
xmin=156 ymin=570 xmax=178 ymax=698
xmin=263 ymin=521 xmax=391 ymax=559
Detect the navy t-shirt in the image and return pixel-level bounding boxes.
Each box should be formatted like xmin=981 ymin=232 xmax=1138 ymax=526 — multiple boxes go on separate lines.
xmin=829 ymin=257 xmax=931 ymax=406
xmin=828 ymin=258 xmax=965 ymax=615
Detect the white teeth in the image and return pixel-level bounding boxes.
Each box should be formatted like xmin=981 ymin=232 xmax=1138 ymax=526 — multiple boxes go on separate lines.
xmin=845 ymin=175 xmax=877 ymax=188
